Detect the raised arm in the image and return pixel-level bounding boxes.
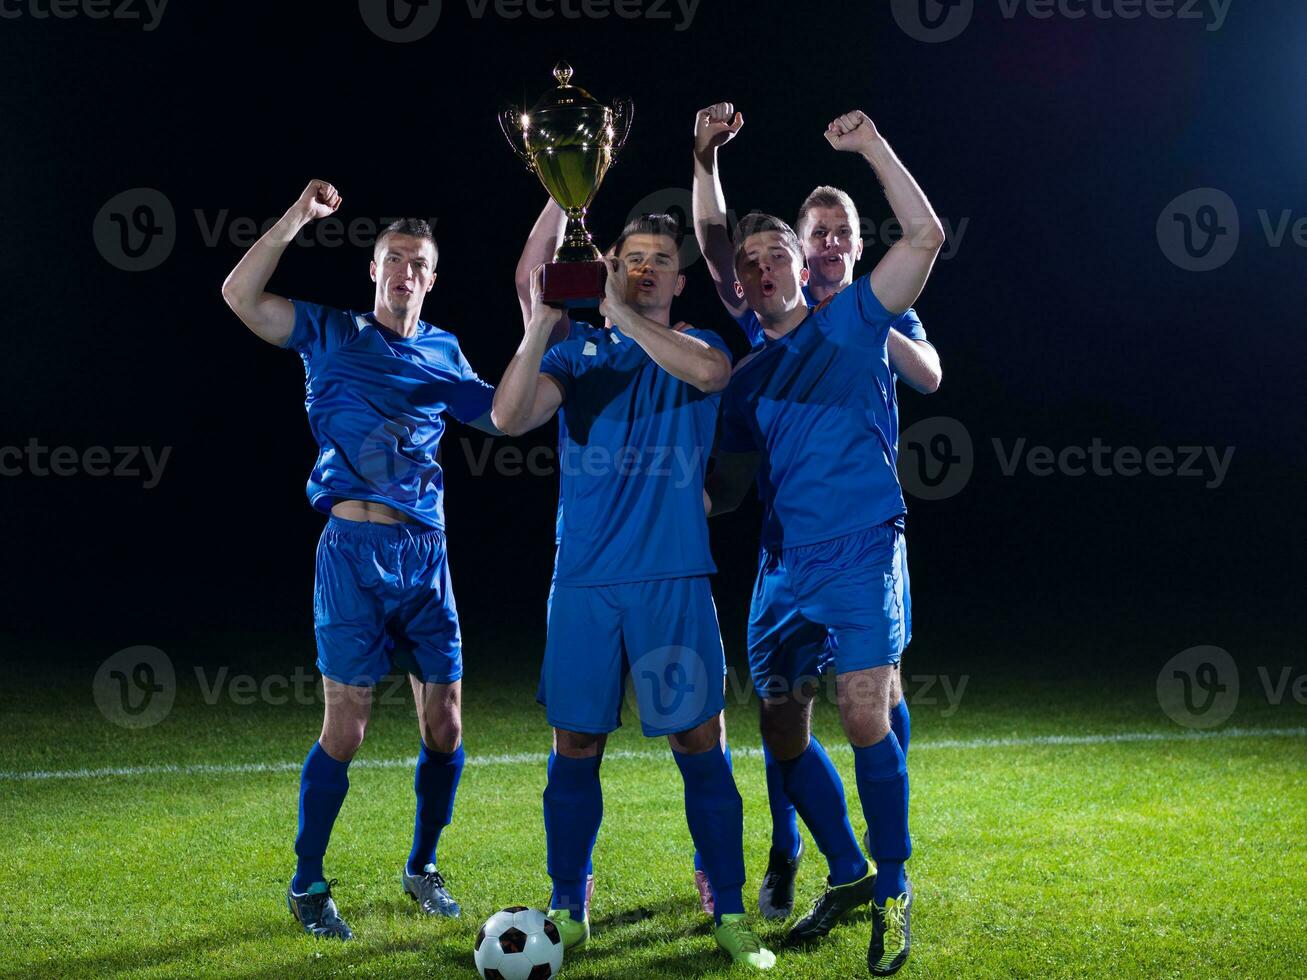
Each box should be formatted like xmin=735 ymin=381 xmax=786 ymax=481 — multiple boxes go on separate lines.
xmin=491 ymin=265 xmax=567 ymax=437
xmin=692 ymin=103 xmax=747 ymax=319
xmin=888 ymin=329 xmax=943 ymax=394
xmin=220 ymin=180 xmax=341 ymax=346
xmin=600 ymin=258 xmax=731 ymax=393
xmin=826 ymin=112 xmax=945 ymax=316
xmin=514 ymin=199 xmax=569 ymax=340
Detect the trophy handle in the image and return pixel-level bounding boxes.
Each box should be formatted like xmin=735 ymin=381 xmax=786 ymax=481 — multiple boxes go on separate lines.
xmin=498 ymin=107 xmax=535 ymax=172
xmin=610 ymin=97 xmax=634 ymax=161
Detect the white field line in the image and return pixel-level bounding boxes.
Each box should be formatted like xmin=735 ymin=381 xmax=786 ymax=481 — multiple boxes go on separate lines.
xmin=2 ymin=726 xmax=1304 ymax=784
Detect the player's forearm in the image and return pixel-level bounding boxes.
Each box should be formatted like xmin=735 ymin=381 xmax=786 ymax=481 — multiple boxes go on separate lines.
xmin=221 ymin=209 xmax=307 ymax=312
xmin=888 ymin=330 xmax=942 ymax=394
xmin=616 ymin=306 xmax=730 ymax=393
xmin=491 ymin=320 xmax=555 ymax=435
xmin=862 ymin=138 xmax=946 ymax=315
xmin=692 ymin=150 xmax=745 ymax=316
xmin=516 ymin=201 xmax=568 ymax=325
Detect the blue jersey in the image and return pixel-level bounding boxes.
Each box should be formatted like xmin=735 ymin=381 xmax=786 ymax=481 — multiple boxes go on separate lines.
xmin=540 ymin=319 xmax=728 ymax=586
xmin=286 ymin=300 xmax=494 ymax=529
xmin=735 ymin=290 xmax=928 ymax=462
xmin=719 ymin=277 xmax=906 ymax=551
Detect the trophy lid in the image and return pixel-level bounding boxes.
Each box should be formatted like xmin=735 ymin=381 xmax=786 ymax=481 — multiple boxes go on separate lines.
xmin=529 ymin=61 xmax=605 ymax=114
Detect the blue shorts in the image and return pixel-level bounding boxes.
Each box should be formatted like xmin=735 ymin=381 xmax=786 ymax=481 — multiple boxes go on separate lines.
xmin=747 ymin=519 xmax=909 ymax=700
xmin=314 ymin=516 xmax=462 ymax=688
xmin=538 ymin=576 xmax=726 ymax=738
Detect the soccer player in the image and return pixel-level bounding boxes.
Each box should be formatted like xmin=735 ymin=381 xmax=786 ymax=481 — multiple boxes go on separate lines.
xmin=221 ymin=180 xmax=499 ymax=939
xmin=691 ymin=102 xmax=942 ymax=929
xmin=704 ymin=111 xmax=946 ymax=976
xmin=492 ymin=213 xmax=775 ymax=970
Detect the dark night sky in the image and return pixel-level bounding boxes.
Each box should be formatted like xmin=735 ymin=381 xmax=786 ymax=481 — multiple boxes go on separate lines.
xmin=2 ymin=1 xmax=1304 ymax=673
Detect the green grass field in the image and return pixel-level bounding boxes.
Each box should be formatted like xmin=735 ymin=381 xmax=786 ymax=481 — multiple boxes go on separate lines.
xmin=2 ymin=638 xmax=1305 ymax=979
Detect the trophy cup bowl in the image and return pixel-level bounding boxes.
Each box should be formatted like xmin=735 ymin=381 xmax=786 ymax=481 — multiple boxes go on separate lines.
xmin=500 ymin=63 xmax=633 ymax=307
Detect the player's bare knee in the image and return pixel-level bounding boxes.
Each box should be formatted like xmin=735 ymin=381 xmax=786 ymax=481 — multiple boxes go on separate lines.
xmin=555 ymin=728 xmax=605 ymax=759
xmin=759 ymin=700 xmax=809 ymax=761
xmin=837 ymin=665 xmax=895 ymax=748
xmin=422 ymin=715 xmax=462 ymax=754
xmin=669 ymin=715 xmax=721 ymax=755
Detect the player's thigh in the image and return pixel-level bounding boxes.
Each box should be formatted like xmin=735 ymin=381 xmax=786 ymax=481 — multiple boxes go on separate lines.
xmin=394 ymin=528 xmax=463 ymax=687
xmin=321 ymin=676 xmax=373 ymax=759
xmin=313 ymin=519 xmax=392 ymax=687
xmin=620 ymin=577 xmax=726 ymax=739
xmin=748 ymin=550 xmax=830 ymax=705
xmin=836 ymin=665 xmax=897 ymax=748
xmin=540 ymin=584 xmax=626 ymax=736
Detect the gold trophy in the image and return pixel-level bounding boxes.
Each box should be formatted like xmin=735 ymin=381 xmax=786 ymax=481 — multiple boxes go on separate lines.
xmin=499 ymin=62 xmax=633 ymax=307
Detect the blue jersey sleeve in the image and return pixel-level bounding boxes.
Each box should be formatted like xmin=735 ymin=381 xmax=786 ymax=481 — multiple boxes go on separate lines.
xmin=684 ymin=326 xmax=733 ymax=360
xmin=445 ymin=346 xmax=496 ymax=423
xmin=891 ymin=308 xmax=928 ymax=343
xmin=540 ymin=339 xmax=578 ymax=400
xmin=733 ymin=308 xmax=765 ymax=348
xmin=285 ymin=300 xmax=355 ymax=358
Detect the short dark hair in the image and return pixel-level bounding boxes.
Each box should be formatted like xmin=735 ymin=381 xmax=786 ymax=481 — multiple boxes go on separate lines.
xmin=796 ymin=185 xmax=861 ymax=239
xmin=612 ymin=212 xmax=681 ymax=263
xmin=732 ymin=212 xmax=805 ymax=268
xmin=374 ymin=218 xmax=438 ymax=263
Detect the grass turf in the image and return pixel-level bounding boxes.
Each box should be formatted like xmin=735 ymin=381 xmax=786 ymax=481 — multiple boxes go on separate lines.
xmin=1 ymin=642 xmax=1304 ymax=979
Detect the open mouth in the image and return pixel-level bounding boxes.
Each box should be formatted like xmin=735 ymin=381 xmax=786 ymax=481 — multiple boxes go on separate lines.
xmin=760 ymin=276 xmax=777 ymax=298
xmin=394 ymin=283 xmax=413 ymax=296
xmin=635 ymin=276 xmax=657 ymax=292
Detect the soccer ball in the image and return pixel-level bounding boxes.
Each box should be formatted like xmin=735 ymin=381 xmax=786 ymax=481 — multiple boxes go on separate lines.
xmin=473 ymin=906 xmax=564 ymax=980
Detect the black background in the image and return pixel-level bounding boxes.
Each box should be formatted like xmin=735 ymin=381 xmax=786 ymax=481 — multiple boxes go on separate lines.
xmin=3 ymin=0 xmax=1303 ymax=678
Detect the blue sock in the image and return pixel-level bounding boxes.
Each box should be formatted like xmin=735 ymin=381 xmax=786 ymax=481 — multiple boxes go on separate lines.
xmin=694 ymin=742 xmax=734 ymax=875
xmin=762 ymin=742 xmax=802 ymax=860
xmin=293 ymin=742 xmax=350 ymax=893
xmin=891 ymin=697 xmax=911 ymax=757
xmin=407 ymin=741 xmax=464 ymax=875
xmin=674 ymin=745 xmax=745 ymax=924
xmin=778 ymin=736 xmax=867 ymax=886
xmin=544 ymin=752 xmax=603 ymax=917
xmin=853 ymin=733 xmax=911 ymax=904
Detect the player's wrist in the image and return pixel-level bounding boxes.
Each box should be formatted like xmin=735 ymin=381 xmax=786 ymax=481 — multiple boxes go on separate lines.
xmin=859 ymin=136 xmax=893 ymax=166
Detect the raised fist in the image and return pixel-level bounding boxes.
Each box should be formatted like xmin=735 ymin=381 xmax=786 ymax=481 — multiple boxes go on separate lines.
xmin=824 ymin=111 xmax=882 ymax=154
xmin=292 ymin=180 xmax=342 ymax=222
xmin=694 ymin=102 xmax=744 ymax=156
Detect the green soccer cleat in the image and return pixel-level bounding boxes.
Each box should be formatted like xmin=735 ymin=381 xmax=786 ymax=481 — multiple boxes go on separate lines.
xmin=546 ymin=907 xmax=590 ymax=951
xmin=286 ymin=879 xmax=353 ymax=940
xmin=788 ymin=865 xmax=877 ymax=943
xmin=714 ymin=913 xmax=776 ymax=970
xmin=868 ymin=879 xmax=913 ymax=976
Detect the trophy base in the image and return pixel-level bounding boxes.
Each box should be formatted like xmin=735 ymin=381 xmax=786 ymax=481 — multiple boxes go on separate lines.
xmin=542 ymin=261 xmax=606 ymax=309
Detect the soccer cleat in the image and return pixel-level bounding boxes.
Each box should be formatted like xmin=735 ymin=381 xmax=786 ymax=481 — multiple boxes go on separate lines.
xmin=868 ymin=879 xmax=913 ymax=976
xmin=546 ymin=908 xmax=590 ymax=951
xmin=714 ymin=913 xmax=777 ymax=970
xmin=757 ymin=837 xmax=804 ymax=920
xmin=286 ymin=878 xmax=353 ymax=940
xmin=787 ymin=866 xmax=877 ymax=943
xmin=402 ymin=863 xmax=461 ymax=918
xmin=694 ymin=869 xmax=715 ymax=917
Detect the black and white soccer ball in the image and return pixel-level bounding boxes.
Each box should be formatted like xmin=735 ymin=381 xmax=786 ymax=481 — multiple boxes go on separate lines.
xmin=473 ymin=906 xmax=564 ymax=980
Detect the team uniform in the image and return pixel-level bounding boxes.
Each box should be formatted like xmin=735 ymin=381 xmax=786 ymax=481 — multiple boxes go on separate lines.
xmin=535 ymin=318 xmax=729 ymax=736
xmin=286 ymin=300 xmax=494 ymax=686
xmin=723 ymin=283 xmax=919 ymax=698
xmin=283 ymin=300 xmax=493 ymax=933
